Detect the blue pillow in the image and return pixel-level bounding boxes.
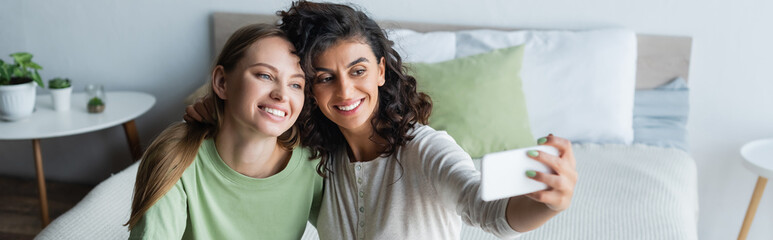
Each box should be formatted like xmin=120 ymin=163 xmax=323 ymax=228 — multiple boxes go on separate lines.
xmin=632 ymin=77 xmax=689 ymax=151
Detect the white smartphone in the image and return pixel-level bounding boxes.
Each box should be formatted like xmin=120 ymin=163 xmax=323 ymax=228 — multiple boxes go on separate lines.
xmin=480 ymin=145 xmax=559 ymax=201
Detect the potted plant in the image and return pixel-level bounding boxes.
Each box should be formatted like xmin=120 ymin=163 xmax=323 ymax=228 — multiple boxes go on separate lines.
xmin=85 ymin=84 xmax=106 ymax=113
xmin=0 ymin=52 xmax=44 ymax=121
xmin=88 ymin=97 xmax=105 ymax=113
xmin=48 ymin=77 xmax=72 ymax=112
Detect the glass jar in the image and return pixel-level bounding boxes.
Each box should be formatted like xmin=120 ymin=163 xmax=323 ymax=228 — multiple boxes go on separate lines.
xmin=85 ymin=84 xmax=106 ymax=113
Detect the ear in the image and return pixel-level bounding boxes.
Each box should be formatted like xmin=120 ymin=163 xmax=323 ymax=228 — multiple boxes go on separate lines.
xmin=377 ymin=57 xmax=386 ymax=87
xmin=212 ymin=65 xmax=228 ymax=100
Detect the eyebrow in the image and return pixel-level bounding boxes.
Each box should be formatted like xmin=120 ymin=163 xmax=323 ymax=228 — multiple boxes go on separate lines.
xmin=314 ymin=57 xmax=369 ymax=72
xmin=248 ymin=63 xmax=277 ymax=72
xmin=249 ymin=63 xmax=304 ymax=79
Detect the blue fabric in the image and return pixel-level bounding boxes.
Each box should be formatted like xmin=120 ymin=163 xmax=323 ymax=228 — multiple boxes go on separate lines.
xmin=632 ymin=77 xmax=689 ymax=151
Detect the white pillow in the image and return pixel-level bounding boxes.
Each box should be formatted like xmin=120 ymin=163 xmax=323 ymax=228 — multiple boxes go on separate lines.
xmin=386 ymin=28 xmax=456 ymax=63
xmin=456 ymin=29 xmax=637 ymax=144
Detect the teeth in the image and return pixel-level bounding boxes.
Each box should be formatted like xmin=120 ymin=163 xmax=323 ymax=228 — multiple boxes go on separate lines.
xmin=261 ymin=107 xmax=286 ymax=117
xmin=337 ymin=100 xmax=361 ymax=111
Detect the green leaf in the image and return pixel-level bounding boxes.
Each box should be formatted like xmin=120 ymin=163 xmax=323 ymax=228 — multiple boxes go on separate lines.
xmin=0 ymin=65 xmax=8 ymax=84
xmin=28 ymin=61 xmax=43 ymax=70
xmin=88 ymin=97 xmax=104 ymax=106
xmin=0 ymin=61 xmax=10 ymax=82
xmin=48 ymin=78 xmax=71 ymax=89
xmin=12 ymin=67 xmax=23 ymax=77
xmin=33 ymin=70 xmax=44 ymax=87
xmin=10 ymin=52 xmax=33 ymax=64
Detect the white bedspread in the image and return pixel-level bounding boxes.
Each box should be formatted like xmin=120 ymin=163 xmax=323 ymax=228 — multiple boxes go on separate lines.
xmin=462 ymin=143 xmax=699 ymax=240
xmin=36 ymin=144 xmax=698 ymax=240
xmin=36 ymin=162 xmax=137 ymax=240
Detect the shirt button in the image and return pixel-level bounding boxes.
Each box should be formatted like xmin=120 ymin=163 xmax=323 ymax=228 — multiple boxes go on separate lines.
xmin=357 ymin=178 xmax=362 ymax=184
xmin=359 ymin=191 xmax=364 ymax=197
xmin=356 ymin=165 xmax=361 ymax=170
xmin=359 ymin=221 xmax=365 ymax=227
xmin=359 ymin=207 xmax=364 ymax=212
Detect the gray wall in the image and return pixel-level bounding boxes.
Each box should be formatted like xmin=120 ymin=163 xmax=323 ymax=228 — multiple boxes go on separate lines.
xmin=1 ymin=0 xmax=772 ymax=239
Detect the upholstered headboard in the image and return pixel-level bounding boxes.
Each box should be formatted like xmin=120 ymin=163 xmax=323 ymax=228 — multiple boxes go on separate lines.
xmin=210 ymin=12 xmax=692 ymax=90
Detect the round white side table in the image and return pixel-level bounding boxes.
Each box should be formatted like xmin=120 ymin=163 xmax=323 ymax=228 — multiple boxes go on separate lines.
xmin=738 ymin=138 xmax=773 ymax=240
xmin=0 ymin=91 xmax=155 ymax=227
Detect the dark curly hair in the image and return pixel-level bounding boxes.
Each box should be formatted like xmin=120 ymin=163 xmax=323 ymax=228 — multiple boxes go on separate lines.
xmin=278 ymin=1 xmax=432 ymax=176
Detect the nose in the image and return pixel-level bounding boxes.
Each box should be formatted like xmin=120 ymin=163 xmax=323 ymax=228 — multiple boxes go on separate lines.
xmin=269 ymin=84 xmax=289 ymax=102
xmin=335 ymin=76 xmax=354 ymax=98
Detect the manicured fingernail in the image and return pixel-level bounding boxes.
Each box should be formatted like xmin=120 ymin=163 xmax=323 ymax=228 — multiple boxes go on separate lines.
xmin=537 ymin=137 xmax=547 ymax=145
xmin=527 ymin=150 xmax=539 ymax=157
xmin=526 ymin=170 xmax=536 ymax=178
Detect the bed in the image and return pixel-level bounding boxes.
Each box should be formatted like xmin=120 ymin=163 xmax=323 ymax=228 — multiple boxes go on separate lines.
xmin=36 ymin=12 xmax=696 ymax=240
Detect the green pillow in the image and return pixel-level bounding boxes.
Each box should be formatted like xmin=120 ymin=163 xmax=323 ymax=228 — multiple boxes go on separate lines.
xmin=409 ymin=45 xmax=534 ymax=158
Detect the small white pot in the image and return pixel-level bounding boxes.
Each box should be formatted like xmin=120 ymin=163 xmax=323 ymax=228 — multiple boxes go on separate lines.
xmin=50 ymin=87 xmax=72 ymax=112
xmin=0 ymin=81 xmax=37 ymax=121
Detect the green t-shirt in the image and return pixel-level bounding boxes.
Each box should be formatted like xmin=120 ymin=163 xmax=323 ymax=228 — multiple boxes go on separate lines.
xmin=129 ymin=138 xmax=323 ymax=240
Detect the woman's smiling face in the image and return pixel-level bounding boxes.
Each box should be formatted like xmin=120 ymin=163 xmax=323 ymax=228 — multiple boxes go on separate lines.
xmin=311 ymin=39 xmax=385 ymax=133
xmin=215 ymin=36 xmax=306 ymax=137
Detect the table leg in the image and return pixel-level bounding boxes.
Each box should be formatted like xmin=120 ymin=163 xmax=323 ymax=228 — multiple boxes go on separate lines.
xmin=122 ymin=120 xmax=142 ymax=162
xmin=32 ymin=139 xmax=50 ymax=227
xmin=738 ymin=176 xmax=768 ymax=240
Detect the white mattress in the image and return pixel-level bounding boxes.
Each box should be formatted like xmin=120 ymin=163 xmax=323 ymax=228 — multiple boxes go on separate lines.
xmin=36 ymin=144 xmax=698 ymax=240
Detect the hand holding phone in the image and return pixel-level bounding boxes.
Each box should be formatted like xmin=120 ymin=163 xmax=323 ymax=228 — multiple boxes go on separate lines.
xmin=480 ymin=145 xmax=559 ymax=201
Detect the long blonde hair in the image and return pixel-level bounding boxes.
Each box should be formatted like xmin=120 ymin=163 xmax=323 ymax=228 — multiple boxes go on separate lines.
xmin=126 ymin=24 xmax=299 ymax=229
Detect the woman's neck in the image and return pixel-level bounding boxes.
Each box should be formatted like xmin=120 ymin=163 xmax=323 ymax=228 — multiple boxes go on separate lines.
xmin=339 ymin=123 xmax=386 ymax=162
xmin=214 ymin=120 xmax=291 ymax=178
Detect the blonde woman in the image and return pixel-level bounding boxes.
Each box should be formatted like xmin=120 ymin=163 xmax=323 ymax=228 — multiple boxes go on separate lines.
xmin=126 ymin=24 xmax=322 ymax=239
